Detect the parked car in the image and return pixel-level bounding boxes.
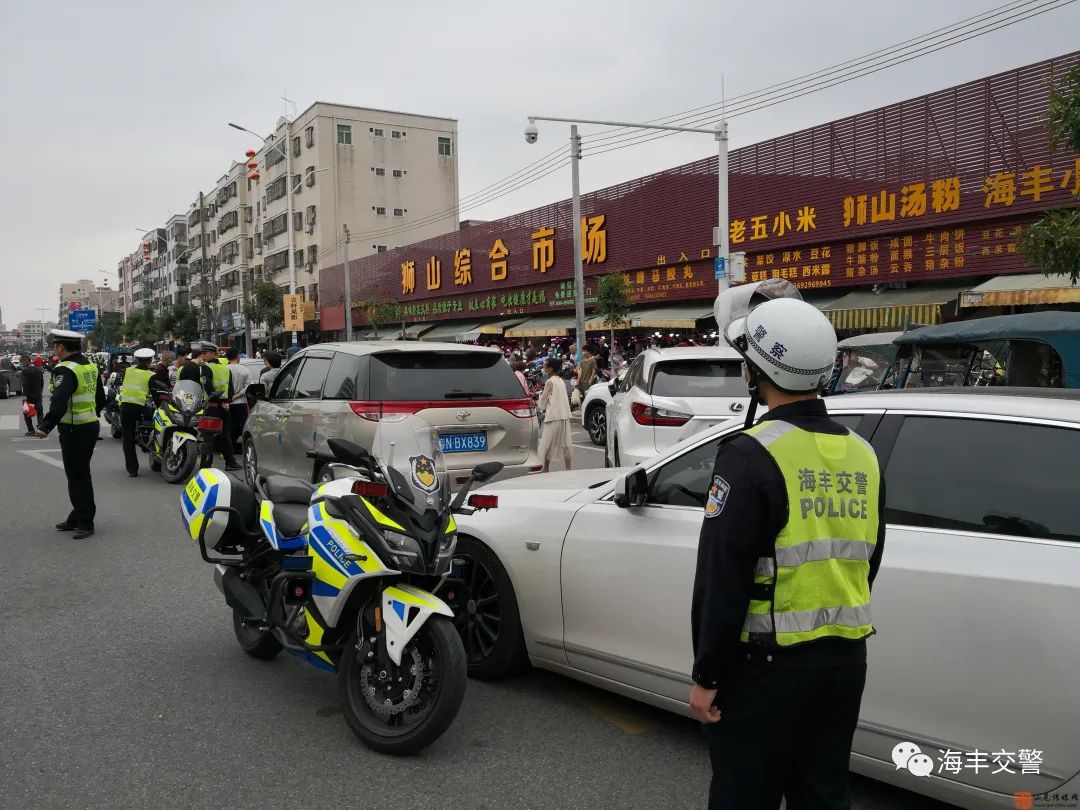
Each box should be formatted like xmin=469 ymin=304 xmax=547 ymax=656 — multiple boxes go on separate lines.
xmin=580 ymin=363 xmax=629 ymax=446
xmin=0 ymin=357 xmax=23 ymax=398
xmin=242 ymin=341 xmax=541 ymax=487
xmin=605 ymin=346 xmax=749 ymax=467
xmin=450 ymin=388 xmax=1080 ymax=810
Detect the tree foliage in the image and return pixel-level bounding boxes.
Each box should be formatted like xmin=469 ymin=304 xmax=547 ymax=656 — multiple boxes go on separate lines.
xmin=130 ymin=306 xmax=160 ymax=346
xmin=358 ymin=298 xmax=401 ymax=337
xmin=595 ymin=273 xmax=633 ymax=329
xmin=91 ymin=311 xmax=125 ymax=348
xmin=244 ymin=280 xmax=285 ymax=345
xmin=1020 ymin=67 xmax=1080 ymax=284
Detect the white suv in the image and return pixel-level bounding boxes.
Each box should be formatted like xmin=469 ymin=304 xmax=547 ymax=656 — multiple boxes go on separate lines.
xmin=605 ymin=346 xmax=749 ymax=467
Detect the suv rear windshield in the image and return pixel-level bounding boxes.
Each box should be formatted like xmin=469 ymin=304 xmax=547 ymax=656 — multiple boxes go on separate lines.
xmin=369 ymin=351 xmax=524 ymax=400
xmin=650 ymin=359 xmax=746 ymax=398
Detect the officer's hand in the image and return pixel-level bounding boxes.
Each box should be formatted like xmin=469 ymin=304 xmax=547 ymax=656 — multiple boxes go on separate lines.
xmin=34 ymin=429 xmax=47 ymax=439
xmin=689 ymin=684 xmax=721 ymax=724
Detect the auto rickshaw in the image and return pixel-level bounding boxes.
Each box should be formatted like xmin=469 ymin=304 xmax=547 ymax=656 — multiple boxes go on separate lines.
xmin=824 ymin=331 xmax=905 ymax=395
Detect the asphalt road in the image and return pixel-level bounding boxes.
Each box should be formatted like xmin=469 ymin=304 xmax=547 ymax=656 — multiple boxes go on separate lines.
xmin=1 ymin=398 xmax=944 ymax=810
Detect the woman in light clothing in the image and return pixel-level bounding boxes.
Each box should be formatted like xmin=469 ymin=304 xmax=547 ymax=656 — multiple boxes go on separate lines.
xmin=537 ymin=357 xmax=572 ymax=472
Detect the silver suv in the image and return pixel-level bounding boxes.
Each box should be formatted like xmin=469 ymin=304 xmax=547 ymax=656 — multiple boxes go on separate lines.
xmin=243 ymin=341 xmax=541 ymax=486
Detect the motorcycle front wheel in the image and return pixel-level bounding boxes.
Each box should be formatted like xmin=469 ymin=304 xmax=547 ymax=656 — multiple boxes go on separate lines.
xmin=161 ymin=440 xmax=197 ymax=483
xmin=338 ymin=615 xmax=466 ymax=755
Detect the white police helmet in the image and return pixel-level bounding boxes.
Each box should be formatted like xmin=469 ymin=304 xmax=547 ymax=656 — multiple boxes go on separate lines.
xmin=733 ymin=298 xmax=837 ymax=393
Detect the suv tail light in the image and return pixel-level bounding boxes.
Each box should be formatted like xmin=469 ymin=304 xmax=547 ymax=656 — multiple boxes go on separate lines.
xmin=197 ymin=416 xmax=224 ymax=432
xmin=349 ymin=399 xmax=537 ymax=421
xmin=630 ymin=401 xmax=691 ymax=427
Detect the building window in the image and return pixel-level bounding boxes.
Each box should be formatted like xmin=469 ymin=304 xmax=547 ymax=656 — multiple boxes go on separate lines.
xmin=307 ymin=244 xmax=318 ymax=264
xmin=305 ymin=205 xmax=316 ymax=231
xmin=337 ymin=124 xmax=352 ymax=145
xmin=437 ymin=136 xmax=453 ymax=157
xmin=393 ymin=208 xmax=404 ymax=217
xmin=265 ymin=175 xmax=287 ymax=202
xmin=375 ymin=206 xmax=387 ymax=216
xmin=392 ymin=169 xmax=404 ymax=178
xmin=392 ymin=130 xmax=402 ymax=139
xmin=292 ymin=136 xmax=300 ymax=158
xmin=266 ymin=139 xmax=285 ymax=167
xmin=370 ymin=127 xmax=384 ymax=137
xmin=374 ymin=245 xmax=387 ymax=253
xmin=305 ymin=126 xmax=314 ymax=148
xmin=305 ymin=166 xmax=316 ymax=187
xmin=294 ymin=211 xmax=303 ymax=231
xmin=294 ymin=249 xmax=305 ymax=267
xmin=374 ymin=167 xmax=385 ymax=177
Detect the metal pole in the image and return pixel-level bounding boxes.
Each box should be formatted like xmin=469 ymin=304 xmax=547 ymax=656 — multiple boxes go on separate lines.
xmin=284 ymin=119 xmax=298 ymax=350
xmin=342 ymin=224 xmax=352 ymax=341
xmin=715 ymin=120 xmax=730 ymax=293
xmin=198 ymin=192 xmax=211 ymax=339
xmin=570 ymin=125 xmax=585 ymax=366
xmin=242 ymin=268 xmax=252 ymax=356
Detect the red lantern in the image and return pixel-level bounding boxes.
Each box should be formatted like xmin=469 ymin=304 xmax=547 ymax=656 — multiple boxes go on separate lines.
xmin=249 ymin=171 xmax=261 ymax=182
xmin=247 ymin=161 xmax=258 ymax=170
xmin=245 ymin=149 xmax=256 ymax=158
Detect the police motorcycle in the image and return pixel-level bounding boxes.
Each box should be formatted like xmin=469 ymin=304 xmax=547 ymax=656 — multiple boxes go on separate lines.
xmin=150 ymin=379 xmax=211 ymax=483
xmin=179 ymin=414 xmax=502 ymax=754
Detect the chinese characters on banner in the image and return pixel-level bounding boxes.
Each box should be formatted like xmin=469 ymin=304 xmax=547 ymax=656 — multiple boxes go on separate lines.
xmin=282 ymin=293 xmax=304 ymax=331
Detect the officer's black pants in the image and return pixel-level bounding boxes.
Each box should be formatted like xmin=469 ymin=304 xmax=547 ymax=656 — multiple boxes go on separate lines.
xmin=704 ymin=661 xmax=866 ymax=810
xmin=120 ymin=403 xmax=144 ymax=474
xmin=58 ymin=422 xmax=99 ymax=530
xmin=208 ymin=404 xmax=235 ymax=465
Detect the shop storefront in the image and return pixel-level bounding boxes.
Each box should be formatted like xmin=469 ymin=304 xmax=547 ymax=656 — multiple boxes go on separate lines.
xmin=320 ymin=52 xmax=1079 ymax=342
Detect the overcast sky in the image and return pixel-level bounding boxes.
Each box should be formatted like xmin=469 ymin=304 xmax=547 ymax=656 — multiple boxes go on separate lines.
xmin=1 ymin=0 xmax=1077 ymax=325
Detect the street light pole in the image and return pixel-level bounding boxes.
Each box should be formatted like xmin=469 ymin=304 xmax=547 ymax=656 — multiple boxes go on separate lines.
xmin=342 ymin=223 xmax=352 ymax=341
xmin=527 ymin=114 xmax=731 ymax=355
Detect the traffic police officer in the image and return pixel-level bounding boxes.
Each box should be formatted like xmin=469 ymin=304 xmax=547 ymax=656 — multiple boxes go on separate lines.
xmin=35 ymin=329 xmax=106 ymax=539
xmin=179 ymin=342 xmax=239 ymax=470
xmin=118 ymin=347 xmax=156 ymax=477
xmin=690 ymin=291 xmax=885 ymax=810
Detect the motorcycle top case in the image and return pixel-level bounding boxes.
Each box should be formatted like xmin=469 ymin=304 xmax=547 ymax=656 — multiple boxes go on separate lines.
xmin=180 ymin=469 xmax=257 ymax=553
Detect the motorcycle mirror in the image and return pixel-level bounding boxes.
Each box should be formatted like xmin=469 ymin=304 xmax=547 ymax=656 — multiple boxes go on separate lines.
xmin=470 ymin=461 xmax=504 ymax=484
xmin=247 ymin=382 xmax=266 ymax=400
xmin=328 ymin=437 xmax=371 ymax=465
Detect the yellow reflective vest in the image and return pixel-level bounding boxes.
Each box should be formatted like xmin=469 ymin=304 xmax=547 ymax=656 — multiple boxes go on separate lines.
xmin=57 ymin=359 xmax=99 ymax=426
xmin=741 ymin=420 xmax=880 ymax=647
xmin=119 ymin=367 xmax=153 ymax=407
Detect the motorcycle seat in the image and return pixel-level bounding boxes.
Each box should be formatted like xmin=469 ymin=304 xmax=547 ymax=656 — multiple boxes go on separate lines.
xmin=262 ymin=475 xmax=315 ymax=504
xmin=272 ymin=502 xmax=309 ymax=539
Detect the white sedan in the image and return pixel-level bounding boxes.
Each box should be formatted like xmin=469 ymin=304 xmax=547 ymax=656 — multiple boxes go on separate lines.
xmin=449 ymin=388 xmax=1080 ymax=810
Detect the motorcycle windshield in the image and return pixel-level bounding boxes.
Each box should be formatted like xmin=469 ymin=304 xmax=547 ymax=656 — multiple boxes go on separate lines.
xmin=371 ymin=415 xmax=449 ymax=516
xmin=171 ymin=380 xmax=204 ymax=414
xmin=714 ymin=278 xmax=803 ymax=344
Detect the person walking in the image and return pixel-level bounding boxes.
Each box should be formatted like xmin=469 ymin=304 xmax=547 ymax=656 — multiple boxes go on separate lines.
xmin=577 ymin=344 xmax=598 ymax=400
xmin=689 ymin=296 xmax=885 ymax=810
xmin=537 ymin=357 xmax=572 ymax=473
xmin=117 ymin=348 xmax=155 ymax=477
xmin=225 ymin=347 xmax=250 ymax=450
xmin=35 ymin=329 xmax=105 ymax=540
xmin=20 ymin=353 xmax=44 ymax=435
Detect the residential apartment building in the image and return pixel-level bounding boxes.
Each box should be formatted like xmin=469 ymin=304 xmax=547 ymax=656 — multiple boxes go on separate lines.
xmin=17 ymin=320 xmax=57 ymax=351
xmin=57 ymin=279 xmax=97 ymax=323
xmin=109 ymin=100 xmax=458 ymax=346
xmin=250 ymin=103 xmax=459 ymax=325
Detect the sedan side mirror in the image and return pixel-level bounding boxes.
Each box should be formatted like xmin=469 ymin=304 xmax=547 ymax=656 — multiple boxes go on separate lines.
xmin=613 ymin=467 xmax=648 ymax=509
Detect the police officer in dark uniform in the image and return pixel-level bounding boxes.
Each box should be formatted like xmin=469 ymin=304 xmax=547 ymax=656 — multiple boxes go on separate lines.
xmin=690 ymin=290 xmax=886 ymax=810
xmin=35 ymin=329 xmax=106 ymax=540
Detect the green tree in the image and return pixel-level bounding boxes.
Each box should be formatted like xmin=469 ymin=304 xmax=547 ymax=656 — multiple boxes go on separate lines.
xmin=358 ymin=298 xmax=401 ymax=338
xmin=91 ymin=311 xmax=125 ymax=348
xmin=131 ymin=306 xmax=159 ymax=346
xmin=594 ymin=273 xmax=633 ymax=347
xmin=244 ymin=280 xmax=285 ymax=348
xmin=174 ymin=304 xmax=201 ymax=344
xmin=1020 ymin=67 xmax=1080 ymax=284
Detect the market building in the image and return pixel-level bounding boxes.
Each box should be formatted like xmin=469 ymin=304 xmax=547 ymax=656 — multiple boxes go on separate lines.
xmin=320 ymin=50 xmax=1080 ymax=343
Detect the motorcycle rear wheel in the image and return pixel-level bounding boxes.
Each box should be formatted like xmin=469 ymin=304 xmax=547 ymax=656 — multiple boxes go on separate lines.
xmin=338 ymin=615 xmax=466 ymax=755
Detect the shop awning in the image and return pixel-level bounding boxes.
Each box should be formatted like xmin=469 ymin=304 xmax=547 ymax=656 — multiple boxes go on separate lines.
xmin=401 ymin=322 xmax=433 ymax=339
xmin=960 ymin=273 xmax=1080 ymax=308
xmin=821 ymin=285 xmax=967 ymax=330
xmin=631 ymin=303 xmax=715 ymax=329
xmin=457 ymin=317 xmax=528 ymax=342
xmin=418 ymin=320 xmax=484 ymax=343
xmin=505 ymin=314 xmax=575 ymax=338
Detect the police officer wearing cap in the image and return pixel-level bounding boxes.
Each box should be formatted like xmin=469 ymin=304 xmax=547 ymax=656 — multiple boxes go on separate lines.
xmin=690 ymin=287 xmax=885 ymax=809
xmin=35 ymin=329 xmax=106 ymax=540
xmin=118 ymin=348 xmax=156 ymax=477
xmin=179 ymin=342 xmax=239 ymax=470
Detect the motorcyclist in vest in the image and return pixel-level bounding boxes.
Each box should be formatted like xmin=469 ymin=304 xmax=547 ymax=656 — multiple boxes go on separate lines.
xmin=118 ymin=348 xmax=156 ymax=477
xmin=35 ymin=329 xmax=107 ymax=540
xmin=182 ymin=342 xmax=240 ymax=471
xmin=689 ymin=295 xmax=885 ymax=810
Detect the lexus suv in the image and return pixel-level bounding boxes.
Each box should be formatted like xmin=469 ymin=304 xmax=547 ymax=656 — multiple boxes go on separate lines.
xmin=243 ymin=342 xmax=541 ymax=486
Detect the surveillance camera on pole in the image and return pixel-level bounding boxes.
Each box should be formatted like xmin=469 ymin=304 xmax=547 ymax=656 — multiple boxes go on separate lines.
xmin=524 ymin=120 xmax=539 ymax=145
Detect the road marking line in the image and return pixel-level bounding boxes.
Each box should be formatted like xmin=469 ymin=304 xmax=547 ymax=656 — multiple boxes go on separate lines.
xmin=586 ymin=701 xmax=654 ymax=735
xmin=19 ymin=449 xmax=64 ymax=469
xmin=573 ymin=443 xmax=605 ymax=452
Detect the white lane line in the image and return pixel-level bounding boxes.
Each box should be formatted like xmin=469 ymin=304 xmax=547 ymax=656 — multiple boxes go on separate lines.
xmin=19 ymin=449 xmax=65 ymax=469
xmin=573 ymin=443 xmax=605 ymax=452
